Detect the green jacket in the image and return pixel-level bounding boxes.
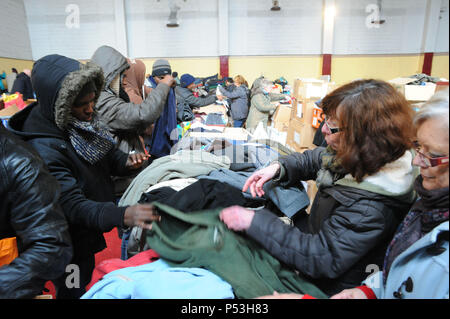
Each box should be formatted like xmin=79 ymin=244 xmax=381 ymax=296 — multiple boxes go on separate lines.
xmin=146 ymin=202 xmax=327 ymax=299
xmin=245 ymin=93 xmax=285 ymax=132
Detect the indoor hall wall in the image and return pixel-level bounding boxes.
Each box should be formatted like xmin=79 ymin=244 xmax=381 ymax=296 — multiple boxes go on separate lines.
xmin=228 ymin=56 xmax=322 ymax=88
xmin=431 ymin=54 xmax=450 ymax=79
xmin=138 ymin=55 xmax=322 ymax=88
xmin=0 ymin=58 xmax=34 ymax=91
xmin=331 ymin=54 xmax=424 ymax=86
xmin=139 ymin=57 xmax=220 ymax=79
xmin=0 ymin=0 xmax=33 ymax=60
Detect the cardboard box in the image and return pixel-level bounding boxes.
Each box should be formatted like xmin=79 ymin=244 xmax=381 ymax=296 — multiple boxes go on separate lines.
xmin=270 ymin=104 xmax=291 ymax=132
xmin=267 ymin=126 xmax=288 ymax=145
xmin=293 ymin=78 xmax=336 ymax=101
xmin=286 ymin=118 xmax=316 ymax=151
xmin=290 ymin=100 xmax=319 ymax=126
xmin=389 ymin=78 xmax=437 ymax=102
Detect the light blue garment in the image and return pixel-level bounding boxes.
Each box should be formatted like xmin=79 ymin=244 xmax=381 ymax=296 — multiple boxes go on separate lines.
xmin=81 ymin=259 xmax=235 ymax=299
xmin=364 ymin=221 xmax=449 ymax=299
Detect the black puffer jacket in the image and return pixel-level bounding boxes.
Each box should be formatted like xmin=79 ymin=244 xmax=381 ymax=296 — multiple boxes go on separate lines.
xmin=247 ymin=147 xmax=416 ymax=296
xmin=8 ymin=55 xmax=134 ymax=259
xmin=0 ymin=123 xmax=72 ymax=299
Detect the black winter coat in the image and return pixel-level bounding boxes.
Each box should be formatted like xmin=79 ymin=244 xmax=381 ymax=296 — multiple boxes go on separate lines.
xmin=0 ymin=123 xmax=72 ymax=298
xmin=8 ymin=55 xmax=134 ymax=259
xmin=11 ymin=72 xmax=34 ymax=100
xmin=247 ymin=147 xmax=415 ymax=296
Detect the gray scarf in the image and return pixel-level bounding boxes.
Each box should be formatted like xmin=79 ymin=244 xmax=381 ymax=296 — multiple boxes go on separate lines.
xmin=67 ymin=117 xmax=116 ymax=164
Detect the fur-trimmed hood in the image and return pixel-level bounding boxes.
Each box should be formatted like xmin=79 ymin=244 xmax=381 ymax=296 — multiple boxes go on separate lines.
xmin=8 ymin=54 xmax=104 ymax=136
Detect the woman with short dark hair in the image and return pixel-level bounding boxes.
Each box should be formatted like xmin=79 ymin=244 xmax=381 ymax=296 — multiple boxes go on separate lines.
xmin=220 ymin=79 xmax=418 ymax=296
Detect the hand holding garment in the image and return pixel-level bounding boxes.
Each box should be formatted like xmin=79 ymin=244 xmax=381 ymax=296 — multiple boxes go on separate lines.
xmin=146 ymin=202 xmax=328 ymax=299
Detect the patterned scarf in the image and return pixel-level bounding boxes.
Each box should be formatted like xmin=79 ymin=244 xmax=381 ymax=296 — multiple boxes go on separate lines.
xmin=383 ymin=175 xmax=449 ymax=281
xmin=316 ymin=146 xmax=348 ymax=188
xmin=67 ymin=117 xmax=116 ymax=164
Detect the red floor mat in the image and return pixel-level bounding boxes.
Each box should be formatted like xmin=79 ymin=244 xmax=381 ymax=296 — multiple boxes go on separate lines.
xmin=43 ymin=228 xmax=122 ymax=299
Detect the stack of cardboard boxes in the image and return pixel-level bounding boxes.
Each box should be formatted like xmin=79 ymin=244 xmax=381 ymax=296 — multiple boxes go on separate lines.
xmin=285 ymin=79 xmax=336 ymax=152
xmin=388 ymin=77 xmax=449 ymax=110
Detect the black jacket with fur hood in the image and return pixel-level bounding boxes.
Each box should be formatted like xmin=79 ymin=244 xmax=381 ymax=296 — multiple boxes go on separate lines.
xmin=8 ymin=54 xmax=134 ymax=259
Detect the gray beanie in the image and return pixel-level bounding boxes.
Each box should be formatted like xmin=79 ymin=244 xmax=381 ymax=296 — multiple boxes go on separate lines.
xmin=152 ymin=59 xmax=172 ymax=77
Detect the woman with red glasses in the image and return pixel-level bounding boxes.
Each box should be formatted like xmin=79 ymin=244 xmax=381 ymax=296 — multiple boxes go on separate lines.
xmin=220 ymin=79 xmax=417 ymax=297
xmin=331 ymin=88 xmax=449 ymax=299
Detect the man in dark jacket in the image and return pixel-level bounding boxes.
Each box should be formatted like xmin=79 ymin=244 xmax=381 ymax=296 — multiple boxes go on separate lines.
xmin=8 ymin=54 xmax=161 ymax=299
xmin=175 ymin=73 xmax=217 ymax=110
xmin=10 ymin=69 xmax=34 ymax=100
xmin=0 ymin=122 xmax=72 ymax=299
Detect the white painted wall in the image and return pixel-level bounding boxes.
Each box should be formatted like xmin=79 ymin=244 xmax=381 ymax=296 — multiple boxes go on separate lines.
xmin=228 ymin=0 xmax=323 ymax=56
xmin=435 ymin=0 xmax=449 ymax=52
xmin=125 ymin=0 xmax=219 ymax=58
xmin=2 ymin=0 xmax=448 ymax=60
xmin=23 ymin=0 xmax=119 ymax=60
xmin=0 ymin=0 xmax=33 ymax=59
xmin=333 ymin=0 xmax=428 ymax=54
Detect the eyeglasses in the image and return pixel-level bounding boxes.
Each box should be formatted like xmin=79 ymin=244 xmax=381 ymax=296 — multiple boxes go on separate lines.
xmin=324 ymin=116 xmax=341 ymax=134
xmin=413 ymin=141 xmax=449 ymax=168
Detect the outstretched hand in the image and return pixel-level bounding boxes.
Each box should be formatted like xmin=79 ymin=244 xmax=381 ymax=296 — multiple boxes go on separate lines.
xmin=242 ymin=163 xmax=280 ymax=197
xmin=126 ymin=152 xmax=150 ymax=170
xmin=123 ymin=204 xmax=161 ymax=230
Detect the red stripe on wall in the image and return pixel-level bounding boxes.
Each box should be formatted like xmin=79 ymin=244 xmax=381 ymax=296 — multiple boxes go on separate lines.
xmin=422 ymin=52 xmax=434 ymax=76
xmin=220 ymin=56 xmax=229 ymax=79
xmin=322 ymin=54 xmax=332 ymax=76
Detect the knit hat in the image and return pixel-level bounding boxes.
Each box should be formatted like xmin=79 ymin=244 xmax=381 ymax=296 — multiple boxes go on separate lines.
xmin=152 ymin=59 xmax=172 ymax=77
xmin=180 ymin=73 xmax=196 ymax=88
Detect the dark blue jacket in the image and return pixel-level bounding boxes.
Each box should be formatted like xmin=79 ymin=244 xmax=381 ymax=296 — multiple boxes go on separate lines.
xmin=11 ymin=72 xmax=34 ymax=100
xmin=219 ymin=85 xmax=249 ymax=120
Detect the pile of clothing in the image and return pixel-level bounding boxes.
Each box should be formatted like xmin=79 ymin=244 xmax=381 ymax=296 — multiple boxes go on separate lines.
xmin=83 ymin=133 xmax=321 ymax=299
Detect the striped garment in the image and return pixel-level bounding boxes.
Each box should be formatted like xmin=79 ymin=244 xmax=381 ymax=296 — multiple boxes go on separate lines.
xmin=67 ymin=118 xmax=116 ymax=164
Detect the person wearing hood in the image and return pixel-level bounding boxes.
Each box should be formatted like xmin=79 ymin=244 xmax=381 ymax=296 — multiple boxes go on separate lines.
xmin=0 ymin=121 xmax=72 ymax=299
xmin=90 ymin=45 xmax=174 ymax=156
xmin=8 ymin=54 xmax=161 ymax=299
xmin=10 ymin=69 xmax=34 ymax=100
xmin=217 ymin=75 xmax=250 ymax=128
xmin=174 ymin=73 xmax=217 ymax=110
xmin=220 ymin=79 xmax=418 ymax=297
xmin=245 ymin=77 xmax=287 ymax=132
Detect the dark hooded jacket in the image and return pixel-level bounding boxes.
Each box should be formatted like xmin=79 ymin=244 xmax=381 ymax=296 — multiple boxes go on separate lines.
xmin=0 ymin=122 xmax=72 ymax=299
xmin=8 ymin=54 xmax=134 ymax=259
xmin=91 ymin=45 xmax=171 ymax=154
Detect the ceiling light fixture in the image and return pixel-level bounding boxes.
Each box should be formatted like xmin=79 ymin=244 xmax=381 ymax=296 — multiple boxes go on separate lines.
xmin=372 ymin=0 xmax=386 ymax=25
xmin=271 ymin=0 xmax=281 ymax=11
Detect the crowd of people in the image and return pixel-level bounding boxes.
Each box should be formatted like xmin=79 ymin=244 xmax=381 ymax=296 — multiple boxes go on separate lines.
xmin=0 ymin=44 xmax=448 ymax=299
